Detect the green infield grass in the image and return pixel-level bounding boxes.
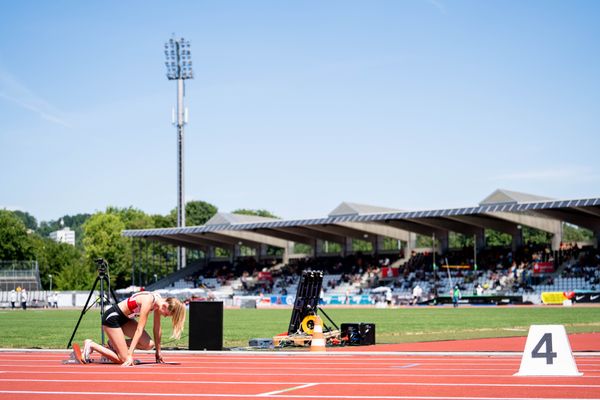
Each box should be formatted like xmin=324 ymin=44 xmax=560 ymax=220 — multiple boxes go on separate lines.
xmin=0 ymin=306 xmax=598 ymax=349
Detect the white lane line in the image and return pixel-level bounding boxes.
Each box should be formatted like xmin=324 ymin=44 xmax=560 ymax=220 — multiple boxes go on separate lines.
xmin=0 ymin=391 xmax=599 ymax=399
xmin=0 ymin=378 xmax=597 ymax=388
xmin=393 ymin=364 xmax=420 ymax=368
xmin=2 ymin=369 xmax=599 ymax=378
xmin=0 ymin=363 xmax=522 ymax=371
xmin=0 ymin=359 xmax=527 ymax=365
xmin=258 ymin=383 xmax=318 ymax=396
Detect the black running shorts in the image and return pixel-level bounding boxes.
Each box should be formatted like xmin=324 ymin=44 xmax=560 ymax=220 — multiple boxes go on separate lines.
xmin=101 ymin=304 xmax=130 ymax=328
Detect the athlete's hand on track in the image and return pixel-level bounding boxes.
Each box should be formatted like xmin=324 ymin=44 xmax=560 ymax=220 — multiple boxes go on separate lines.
xmin=121 ymin=355 xmax=135 ymax=367
xmin=155 ymin=353 xmax=165 ymax=364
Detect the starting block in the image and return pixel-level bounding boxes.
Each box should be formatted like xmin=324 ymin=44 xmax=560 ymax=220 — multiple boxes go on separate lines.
xmin=514 ymin=325 xmax=582 ymax=376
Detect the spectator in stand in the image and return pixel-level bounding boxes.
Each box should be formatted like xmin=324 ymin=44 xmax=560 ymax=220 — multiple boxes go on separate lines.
xmin=476 ymin=284 xmax=484 ymax=296
xmin=412 ymin=284 xmax=423 ymax=305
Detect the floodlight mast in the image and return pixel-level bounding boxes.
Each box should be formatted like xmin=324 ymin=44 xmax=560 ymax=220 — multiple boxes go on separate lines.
xmin=165 ymin=36 xmax=194 ymax=270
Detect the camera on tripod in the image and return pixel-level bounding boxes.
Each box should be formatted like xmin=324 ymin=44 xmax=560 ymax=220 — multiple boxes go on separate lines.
xmin=95 ymin=258 xmax=108 ymax=277
xmin=68 ymin=257 xmax=117 ymax=348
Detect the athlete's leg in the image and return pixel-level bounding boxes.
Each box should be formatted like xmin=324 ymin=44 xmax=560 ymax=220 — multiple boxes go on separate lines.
xmin=121 ymin=319 xmax=155 ymax=350
xmin=86 ymin=326 xmax=129 ymax=364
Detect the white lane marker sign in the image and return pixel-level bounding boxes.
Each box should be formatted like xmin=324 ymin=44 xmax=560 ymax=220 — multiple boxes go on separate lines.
xmin=514 ymin=325 xmax=582 ymax=376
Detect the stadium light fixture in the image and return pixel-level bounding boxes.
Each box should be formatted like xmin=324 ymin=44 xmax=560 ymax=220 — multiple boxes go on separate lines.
xmin=164 ymin=35 xmax=194 ymax=270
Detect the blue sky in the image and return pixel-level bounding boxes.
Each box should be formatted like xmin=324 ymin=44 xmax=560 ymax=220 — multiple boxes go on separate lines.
xmin=1 ymin=1 xmax=599 ymax=223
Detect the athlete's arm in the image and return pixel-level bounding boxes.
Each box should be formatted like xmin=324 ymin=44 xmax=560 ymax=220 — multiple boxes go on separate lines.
xmin=153 ymin=308 xmax=163 ymax=363
xmin=124 ymin=296 xmax=153 ymax=365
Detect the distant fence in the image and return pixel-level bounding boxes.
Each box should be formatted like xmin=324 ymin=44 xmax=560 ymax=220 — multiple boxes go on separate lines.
xmin=0 ymin=261 xmax=41 ymax=291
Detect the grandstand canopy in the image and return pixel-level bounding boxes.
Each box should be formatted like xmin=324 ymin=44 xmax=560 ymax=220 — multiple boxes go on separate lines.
xmin=122 ymin=189 xmax=600 ymax=256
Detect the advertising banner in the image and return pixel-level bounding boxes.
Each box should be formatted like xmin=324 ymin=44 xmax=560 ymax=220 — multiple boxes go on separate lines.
xmin=541 ymin=291 xmax=567 ymax=305
xmin=573 ymin=292 xmax=600 ymax=303
xmin=533 ymin=262 xmax=555 ymax=275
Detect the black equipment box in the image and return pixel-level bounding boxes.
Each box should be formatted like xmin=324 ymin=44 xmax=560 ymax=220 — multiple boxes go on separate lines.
xmin=189 ymin=301 xmax=223 ymax=350
xmin=341 ymin=322 xmax=376 ymax=346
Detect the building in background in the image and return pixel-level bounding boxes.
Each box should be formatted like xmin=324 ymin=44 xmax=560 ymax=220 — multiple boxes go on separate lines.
xmin=49 ymin=226 xmax=75 ymax=246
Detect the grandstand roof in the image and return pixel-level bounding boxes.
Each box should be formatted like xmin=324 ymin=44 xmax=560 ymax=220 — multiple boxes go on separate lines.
xmin=479 ymin=189 xmax=553 ymax=205
xmin=206 ymin=212 xmax=279 ymax=226
xmin=122 ymin=190 xmax=600 ymax=249
xmin=328 ymin=202 xmax=402 ymax=217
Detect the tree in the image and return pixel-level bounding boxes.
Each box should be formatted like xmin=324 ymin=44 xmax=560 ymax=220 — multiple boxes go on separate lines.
xmin=485 ymin=229 xmax=512 ymax=247
xmin=0 ymin=210 xmax=35 ymax=261
xmin=232 ymin=209 xmax=280 ymax=219
xmin=352 ymin=239 xmax=373 ymax=252
xmin=152 ymin=214 xmax=175 ymax=228
xmin=12 ymin=210 xmax=38 ymax=231
xmin=416 ymin=234 xmax=433 ymax=248
xmin=30 ymin=235 xmax=83 ymax=290
xmin=169 ymin=200 xmax=218 ymax=227
xmin=83 ymin=213 xmax=128 ymax=288
xmin=562 ymin=223 xmax=593 ymax=242
xmin=106 ymin=206 xmax=154 ymax=230
xmin=520 ymin=226 xmax=551 ymax=245
xmin=54 ymin=262 xmax=94 ymax=290
xmin=449 ymin=232 xmax=474 ymax=249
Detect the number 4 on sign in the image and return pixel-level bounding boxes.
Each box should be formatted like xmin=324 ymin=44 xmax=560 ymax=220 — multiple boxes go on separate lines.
xmin=514 ymin=325 xmax=582 ymax=376
xmin=531 ymin=333 xmax=557 ymax=364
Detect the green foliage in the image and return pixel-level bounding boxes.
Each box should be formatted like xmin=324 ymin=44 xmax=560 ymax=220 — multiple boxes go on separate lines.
xmin=449 ymin=232 xmax=475 ymax=249
xmin=11 ymin=210 xmax=38 ymax=231
xmin=382 ymin=237 xmax=400 ymax=251
xmin=293 ymin=243 xmax=312 ymax=254
xmin=563 ymin=223 xmax=593 ymax=242
xmin=485 ymin=229 xmax=512 ymax=247
xmin=29 ymin=235 xmax=83 ymax=290
xmin=416 ymin=234 xmax=433 ymax=248
xmin=106 ymin=206 xmax=154 ymax=230
xmin=152 ymin=214 xmax=175 ymax=228
xmin=54 ymin=262 xmax=94 ymax=290
xmin=0 ymin=210 xmax=35 ymax=260
xmin=169 ymin=200 xmax=218 ymax=227
xmin=352 ymin=239 xmax=373 ymax=252
xmin=323 ymin=241 xmax=342 ymax=254
xmin=522 ymin=226 xmax=552 ymax=245
xmin=232 ymin=209 xmax=280 ymax=219
xmin=83 ymin=213 xmax=128 ymax=287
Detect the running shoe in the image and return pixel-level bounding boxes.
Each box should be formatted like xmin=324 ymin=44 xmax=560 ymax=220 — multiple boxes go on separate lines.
xmin=71 ymin=343 xmax=86 ymax=364
xmin=83 ymin=339 xmax=93 ymax=363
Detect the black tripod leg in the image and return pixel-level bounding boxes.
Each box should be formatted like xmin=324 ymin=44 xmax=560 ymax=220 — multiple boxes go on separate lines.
xmin=67 ymin=277 xmax=100 ymax=349
xmin=109 ymin=286 xmax=119 ymax=305
xmin=318 ymin=306 xmax=339 ymax=331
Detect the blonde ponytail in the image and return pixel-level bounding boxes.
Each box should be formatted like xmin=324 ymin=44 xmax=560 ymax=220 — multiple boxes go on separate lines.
xmin=166 ymin=297 xmax=186 ymax=339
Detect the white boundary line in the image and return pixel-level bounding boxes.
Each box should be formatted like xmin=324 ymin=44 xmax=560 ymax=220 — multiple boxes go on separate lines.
xmin=0 ymin=390 xmax=598 ymax=399
xmin=258 ymin=383 xmax=319 ymax=396
xmin=0 ymin=378 xmax=597 ymax=388
xmin=1 ymin=348 xmax=599 ymax=357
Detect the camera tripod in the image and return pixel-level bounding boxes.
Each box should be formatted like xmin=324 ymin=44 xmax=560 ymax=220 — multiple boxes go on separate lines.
xmin=67 ymin=259 xmax=119 ymax=349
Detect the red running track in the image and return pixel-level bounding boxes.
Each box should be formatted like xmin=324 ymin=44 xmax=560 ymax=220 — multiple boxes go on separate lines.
xmin=0 ymin=350 xmax=599 ymax=400
xmin=333 ymin=332 xmax=600 ymax=352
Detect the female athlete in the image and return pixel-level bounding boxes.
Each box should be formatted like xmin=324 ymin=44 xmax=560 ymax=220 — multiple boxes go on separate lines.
xmin=75 ymin=291 xmax=186 ymax=366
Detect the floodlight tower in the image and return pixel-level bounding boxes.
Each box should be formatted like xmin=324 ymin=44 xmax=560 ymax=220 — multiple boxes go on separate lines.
xmin=165 ymin=36 xmax=193 ymax=270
